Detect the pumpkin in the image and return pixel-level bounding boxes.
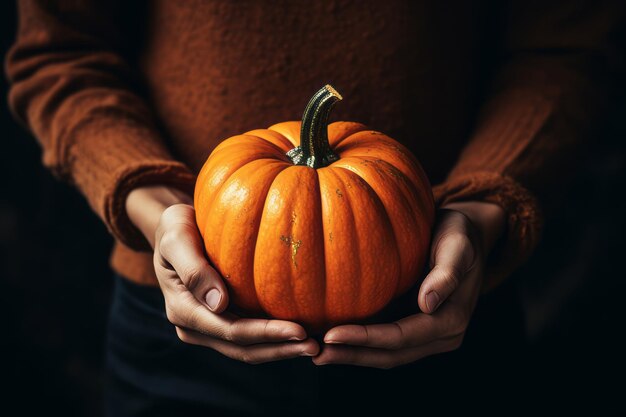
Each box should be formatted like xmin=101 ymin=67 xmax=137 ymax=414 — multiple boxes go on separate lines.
xmin=194 ymin=85 xmax=434 ymax=331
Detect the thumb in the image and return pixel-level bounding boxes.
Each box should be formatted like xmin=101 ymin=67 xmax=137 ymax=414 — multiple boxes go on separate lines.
xmin=157 ymin=206 xmax=230 ymax=313
xmin=418 ymin=231 xmax=474 ymax=314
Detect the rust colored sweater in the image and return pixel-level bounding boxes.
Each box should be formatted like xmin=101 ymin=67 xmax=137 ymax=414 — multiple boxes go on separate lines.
xmin=6 ymin=1 xmax=624 ymax=289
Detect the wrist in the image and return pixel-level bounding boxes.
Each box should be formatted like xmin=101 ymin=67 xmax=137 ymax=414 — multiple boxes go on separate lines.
xmin=126 ymin=185 xmax=193 ymax=248
xmin=442 ymin=201 xmax=505 ymax=255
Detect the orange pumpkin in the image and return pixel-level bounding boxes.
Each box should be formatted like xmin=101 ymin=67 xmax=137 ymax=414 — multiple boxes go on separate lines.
xmin=194 ymin=85 xmax=434 ymax=331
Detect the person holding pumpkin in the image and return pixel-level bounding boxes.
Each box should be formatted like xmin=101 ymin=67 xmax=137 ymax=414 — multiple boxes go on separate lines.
xmin=6 ymin=0 xmax=623 ymax=415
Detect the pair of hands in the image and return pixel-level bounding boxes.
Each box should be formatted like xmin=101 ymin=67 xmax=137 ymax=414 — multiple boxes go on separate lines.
xmin=126 ymin=186 xmax=505 ymax=368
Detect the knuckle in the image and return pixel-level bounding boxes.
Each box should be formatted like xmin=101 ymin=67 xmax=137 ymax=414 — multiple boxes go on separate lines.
xmin=439 ymin=210 xmax=469 ymax=231
xmin=153 ymin=251 xmax=167 ymax=270
xmin=455 ymin=233 xmax=473 ymax=253
xmin=227 ymin=330 xmax=243 ymax=345
xmin=160 ymin=227 xmax=187 ymax=250
xmin=161 ymin=204 xmax=187 ymax=224
xmin=436 ymin=265 xmax=461 ymax=292
xmin=225 ymin=322 xmax=247 ymax=344
xmin=279 ymin=344 xmax=300 ymax=358
xmin=154 ymin=255 xmax=174 ymax=276
xmin=388 ymin=323 xmax=407 ymax=349
xmin=215 ymin=327 xmax=231 ymax=342
xmin=440 ymin=231 xmax=472 ymax=257
xmin=198 ymin=318 xmax=225 ymax=341
xmin=450 ymin=210 xmax=472 ymax=229
xmin=181 ymin=266 xmax=204 ymax=291
xmin=263 ymin=320 xmax=275 ymax=339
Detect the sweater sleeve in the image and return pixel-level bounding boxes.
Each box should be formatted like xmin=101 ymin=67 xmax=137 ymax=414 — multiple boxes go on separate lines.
xmin=433 ymin=0 xmax=625 ymax=290
xmin=5 ymin=0 xmax=196 ymax=251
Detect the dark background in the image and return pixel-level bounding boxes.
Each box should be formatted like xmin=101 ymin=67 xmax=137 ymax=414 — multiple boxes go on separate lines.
xmin=1 ymin=2 xmax=625 ymax=415
xmin=1 ymin=2 xmax=113 ymax=415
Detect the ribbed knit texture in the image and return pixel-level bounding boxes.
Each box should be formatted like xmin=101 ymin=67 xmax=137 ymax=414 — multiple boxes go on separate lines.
xmin=5 ymin=0 xmax=624 ymax=289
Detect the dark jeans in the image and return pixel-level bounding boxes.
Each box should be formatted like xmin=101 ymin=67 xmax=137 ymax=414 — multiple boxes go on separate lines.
xmin=104 ymin=275 xmax=527 ymax=416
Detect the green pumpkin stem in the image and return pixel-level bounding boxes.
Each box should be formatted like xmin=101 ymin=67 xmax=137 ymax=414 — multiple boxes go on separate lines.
xmin=287 ymin=84 xmax=342 ymax=168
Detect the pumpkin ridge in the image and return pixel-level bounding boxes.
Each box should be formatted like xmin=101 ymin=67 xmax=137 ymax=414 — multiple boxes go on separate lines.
xmin=196 ymin=154 xmax=266 ymax=248
xmin=291 ymin=169 xmax=326 ymax=323
xmin=318 ymin=167 xmax=362 ymax=321
xmin=243 ymin=129 xmax=295 ymax=152
xmin=283 ymin=170 xmax=302 ymax=323
xmin=268 ymin=121 xmax=301 ymax=147
xmin=315 ymin=169 xmax=328 ymax=326
xmin=334 ymin=157 xmax=430 ymax=230
xmin=333 ymin=138 xmax=435 ymax=223
xmin=211 ymin=134 xmax=291 ymax=162
xmin=331 ymin=132 xmax=423 ymax=182
xmin=333 ymin=165 xmax=403 ymax=302
xmin=327 ymin=121 xmax=370 ymax=148
xmin=333 ymin=162 xmax=413 ymax=296
xmin=199 ymin=156 xmax=291 ymax=242
xmin=197 ymin=138 xmax=291 ymax=218
xmin=252 ymin=166 xmax=299 ymax=321
xmin=332 ymin=170 xmax=364 ymax=315
xmin=370 ymin=158 xmax=434 ymax=232
xmin=202 ymin=159 xmax=288 ymax=296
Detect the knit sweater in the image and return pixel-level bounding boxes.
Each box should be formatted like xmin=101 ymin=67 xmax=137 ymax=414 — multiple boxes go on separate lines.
xmin=6 ymin=0 xmax=624 ymax=289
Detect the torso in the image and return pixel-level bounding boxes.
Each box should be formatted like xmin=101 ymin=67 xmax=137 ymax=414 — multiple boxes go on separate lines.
xmin=134 ymin=0 xmax=493 ymax=183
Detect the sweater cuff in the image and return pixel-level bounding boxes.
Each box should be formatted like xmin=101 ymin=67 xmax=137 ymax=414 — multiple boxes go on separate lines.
xmin=65 ymin=111 xmax=196 ymax=251
xmin=105 ymin=162 xmax=196 ymax=251
xmin=433 ymin=172 xmax=543 ymax=291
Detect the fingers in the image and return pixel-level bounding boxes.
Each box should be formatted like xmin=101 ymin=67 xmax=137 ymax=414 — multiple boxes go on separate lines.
xmin=419 ymin=210 xmax=476 ymax=314
xmin=153 ymin=204 xmax=311 ymax=355
xmin=312 ymin=208 xmax=486 ymax=369
xmin=155 ymin=204 xmax=229 ymax=313
xmin=323 ymin=303 xmax=468 ymax=350
xmin=151 ymin=203 xmax=313 ymax=364
xmin=324 ymin=314 xmax=439 ymax=349
xmin=313 ymin=337 xmax=462 ymax=369
xmin=223 ymin=317 xmax=308 ymax=344
xmin=176 ymin=327 xmax=319 ymax=364
xmin=165 ymin=299 xmax=307 ymax=345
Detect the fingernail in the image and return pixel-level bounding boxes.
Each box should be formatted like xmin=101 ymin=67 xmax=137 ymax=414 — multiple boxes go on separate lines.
xmin=289 ymin=335 xmax=306 ymax=341
xmin=206 ymin=288 xmax=222 ymax=311
xmin=324 ymin=339 xmax=341 ymax=345
xmin=426 ymin=291 xmax=440 ymax=312
xmin=300 ymin=350 xmax=316 ymax=357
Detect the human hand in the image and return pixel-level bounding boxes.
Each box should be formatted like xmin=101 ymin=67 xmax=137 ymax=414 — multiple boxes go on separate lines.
xmin=126 ymin=186 xmax=319 ymax=364
xmin=313 ymin=201 xmax=505 ymax=368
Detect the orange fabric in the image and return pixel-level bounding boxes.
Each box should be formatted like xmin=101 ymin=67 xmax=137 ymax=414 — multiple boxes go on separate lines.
xmin=5 ymin=0 xmax=624 ymax=289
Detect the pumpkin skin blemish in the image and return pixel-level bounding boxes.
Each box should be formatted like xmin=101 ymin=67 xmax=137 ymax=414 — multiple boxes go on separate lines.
xmin=280 ymin=235 xmax=302 ymax=268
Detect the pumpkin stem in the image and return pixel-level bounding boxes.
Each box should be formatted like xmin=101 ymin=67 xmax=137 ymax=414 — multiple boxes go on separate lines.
xmin=287 ymin=84 xmax=342 ymax=168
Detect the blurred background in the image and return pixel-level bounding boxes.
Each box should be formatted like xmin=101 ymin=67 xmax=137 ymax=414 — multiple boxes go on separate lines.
xmin=1 ymin=2 xmax=624 ymax=415
xmin=1 ymin=2 xmax=113 ymax=415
